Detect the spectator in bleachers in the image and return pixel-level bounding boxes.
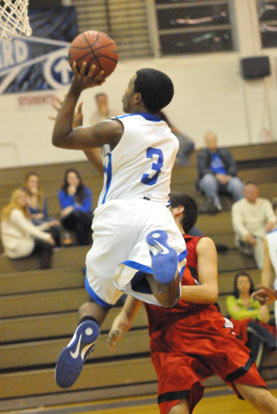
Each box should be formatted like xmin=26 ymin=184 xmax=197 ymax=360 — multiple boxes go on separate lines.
xmin=58 ymin=168 xmax=93 ymax=246
xmin=24 ymin=172 xmax=61 ymax=246
xmin=231 ymin=181 xmax=276 ymax=269
xmin=157 ymin=111 xmax=195 ymax=165
xmin=0 ymin=187 xmax=55 ymax=269
xmin=196 ymin=131 xmax=244 ymax=213
xmin=24 ymin=172 xmax=48 ymax=224
xmin=226 ymin=271 xmax=276 ymax=368
xmin=90 ymin=92 xmax=119 ymax=125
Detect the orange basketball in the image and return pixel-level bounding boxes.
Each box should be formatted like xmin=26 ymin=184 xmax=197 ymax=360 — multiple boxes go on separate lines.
xmin=68 ymin=30 xmax=118 ymax=78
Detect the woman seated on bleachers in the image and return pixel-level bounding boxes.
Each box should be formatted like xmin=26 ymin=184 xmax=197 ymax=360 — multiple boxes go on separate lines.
xmin=226 ymin=271 xmax=276 ymax=368
xmin=24 ymin=171 xmax=61 ymax=246
xmin=0 ymin=187 xmax=55 ymax=269
xmin=58 ymin=168 xmax=93 ymax=246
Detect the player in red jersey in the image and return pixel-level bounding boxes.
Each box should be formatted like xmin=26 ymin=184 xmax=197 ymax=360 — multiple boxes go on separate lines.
xmin=108 ymin=193 xmax=277 ymax=414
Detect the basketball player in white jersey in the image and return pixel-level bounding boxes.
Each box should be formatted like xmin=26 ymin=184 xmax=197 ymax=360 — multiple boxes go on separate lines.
xmin=252 ymin=230 xmax=277 ymax=323
xmin=52 ymin=62 xmax=187 ymax=388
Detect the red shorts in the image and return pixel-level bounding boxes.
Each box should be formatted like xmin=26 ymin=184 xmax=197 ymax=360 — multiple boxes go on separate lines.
xmin=149 ymin=308 xmax=268 ymax=414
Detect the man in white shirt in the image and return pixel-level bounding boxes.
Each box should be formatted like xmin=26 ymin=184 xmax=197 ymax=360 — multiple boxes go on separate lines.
xmin=231 ymin=181 xmax=276 ymax=268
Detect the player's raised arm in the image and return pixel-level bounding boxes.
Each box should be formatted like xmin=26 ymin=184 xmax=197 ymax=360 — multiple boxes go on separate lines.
xmin=261 ymin=238 xmax=273 ymax=288
xmin=52 ymin=62 xmax=123 ymax=151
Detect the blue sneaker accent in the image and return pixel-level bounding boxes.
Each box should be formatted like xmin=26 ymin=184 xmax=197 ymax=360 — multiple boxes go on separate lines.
xmin=55 ymin=320 xmax=100 ymax=388
xmin=147 ymin=230 xmax=178 ymax=285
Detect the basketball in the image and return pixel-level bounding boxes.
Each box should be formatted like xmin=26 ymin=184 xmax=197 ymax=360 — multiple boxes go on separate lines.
xmin=68 ymin=30 xmax=118 ymax=78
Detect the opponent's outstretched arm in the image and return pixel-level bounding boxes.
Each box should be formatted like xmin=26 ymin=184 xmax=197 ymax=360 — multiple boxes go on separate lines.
xmin=261 ymin=238 xmax=273 ymax=288
xmin=252 ymin=239 xmax=275 ymax=305
xmin=107 ymin=296 xmax=142 ymax=351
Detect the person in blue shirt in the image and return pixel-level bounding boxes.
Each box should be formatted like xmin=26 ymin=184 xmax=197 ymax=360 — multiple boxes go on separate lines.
xmin=59 ymin=168 xmax=93 ymax=245
xmin=196 ymin=131 xmax=244 ymax=212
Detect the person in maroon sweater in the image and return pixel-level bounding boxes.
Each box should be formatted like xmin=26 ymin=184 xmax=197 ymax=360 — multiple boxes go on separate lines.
xmin=108 ymin=193 xmax=277 ymax=414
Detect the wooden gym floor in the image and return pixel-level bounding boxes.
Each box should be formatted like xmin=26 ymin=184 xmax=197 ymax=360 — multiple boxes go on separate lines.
xmin=4 ymin=386 xmax=277 ymax=414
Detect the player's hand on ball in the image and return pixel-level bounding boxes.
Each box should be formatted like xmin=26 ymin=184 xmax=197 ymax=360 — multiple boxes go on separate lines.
xmin=71 ymin=61 xmax=106 ymax=92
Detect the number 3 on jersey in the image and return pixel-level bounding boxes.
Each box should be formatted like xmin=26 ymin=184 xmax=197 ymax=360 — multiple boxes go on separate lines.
xmin=141 ymin=147 xmax=164 ymax=186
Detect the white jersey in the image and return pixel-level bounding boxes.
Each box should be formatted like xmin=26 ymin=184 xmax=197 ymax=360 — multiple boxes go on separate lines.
xmin=98 ymin=113 xmax=179 ymax=206
xmin=266 ymin=229 xmax=277 ymax=289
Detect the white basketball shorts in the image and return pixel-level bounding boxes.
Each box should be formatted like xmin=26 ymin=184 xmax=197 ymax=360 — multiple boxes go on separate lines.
xmin=85 ymin=199 xmax=187 ymax=308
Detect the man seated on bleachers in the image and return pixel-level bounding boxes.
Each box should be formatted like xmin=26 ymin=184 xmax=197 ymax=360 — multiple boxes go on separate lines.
xmin=196 ymin=131 xmax=244 ymax=213
xmin=231 ymin=181 xmax=276 ymax=269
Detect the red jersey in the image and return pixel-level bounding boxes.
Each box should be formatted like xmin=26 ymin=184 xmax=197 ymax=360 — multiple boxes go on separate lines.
xmin=144 ymin=234 xmax=219 ymax=334
xmin=143 ymin=234 xmax=267 ymax=414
